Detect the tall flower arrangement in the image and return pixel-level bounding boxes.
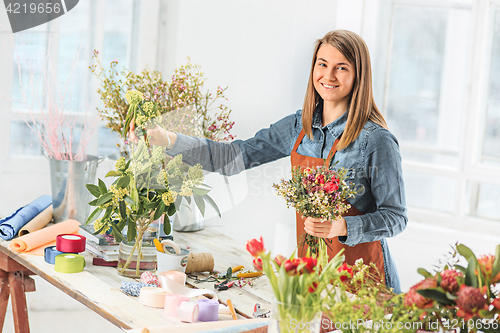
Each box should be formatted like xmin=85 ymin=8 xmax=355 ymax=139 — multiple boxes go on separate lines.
xmin=246 ymin=237 xmax=344 ymax=333
xmin=273 ymin=165 xmax=360 ymax=255
xmin=90 ymin=52 xmax=235 ymax=156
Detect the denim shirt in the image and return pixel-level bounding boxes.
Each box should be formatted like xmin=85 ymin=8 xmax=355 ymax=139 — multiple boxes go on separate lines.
xmin=167 ymin=108 xmax=407 ymax=293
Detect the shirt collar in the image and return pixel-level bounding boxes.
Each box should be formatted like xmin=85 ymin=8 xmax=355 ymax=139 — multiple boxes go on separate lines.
xmin=312 ymin=104 xmax=348 ymax=139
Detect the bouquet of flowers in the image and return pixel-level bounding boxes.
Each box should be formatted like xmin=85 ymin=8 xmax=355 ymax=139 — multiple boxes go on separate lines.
xmin=400 ymin=244 xmax=500 ymax=332
xmin=273 ymin=164 xmax=360 ymax=254
xmin=246 ymin=237 xmax=345 ymax=333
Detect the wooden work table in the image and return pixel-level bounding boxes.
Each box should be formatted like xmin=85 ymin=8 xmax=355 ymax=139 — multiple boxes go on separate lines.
xmin=0 ymin=226 xmax=273 ymax=333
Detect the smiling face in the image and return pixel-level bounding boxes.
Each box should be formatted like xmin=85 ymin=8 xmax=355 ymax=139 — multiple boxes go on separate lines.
xmin=313 ymin=43 xmax=355 ymax=114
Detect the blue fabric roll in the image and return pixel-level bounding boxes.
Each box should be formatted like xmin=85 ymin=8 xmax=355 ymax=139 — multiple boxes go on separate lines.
xmin=0 ymin=195 xmax=52 ymax=240
xmin=120 ymin=281 xmax=157 ymax=297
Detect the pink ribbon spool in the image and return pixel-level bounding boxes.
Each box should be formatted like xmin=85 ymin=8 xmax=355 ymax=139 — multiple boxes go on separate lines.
xmin=177 ymin=301 xmax=199 ymax=323
xmin=158 ymin=270 xmax=186 ymax=288
xmin=197 ymin=299 xmax=219 ymax=322
xmin=164 ymin=294 xmax=189 ymax=317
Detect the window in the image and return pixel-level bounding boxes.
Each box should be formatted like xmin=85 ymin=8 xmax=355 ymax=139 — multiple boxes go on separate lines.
xmin=382 ymin=0 xmax=500 ymax=229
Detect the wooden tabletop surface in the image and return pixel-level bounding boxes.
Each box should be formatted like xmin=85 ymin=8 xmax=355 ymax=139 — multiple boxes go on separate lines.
xmin=0 ymin=226 xmax=274 ymax=331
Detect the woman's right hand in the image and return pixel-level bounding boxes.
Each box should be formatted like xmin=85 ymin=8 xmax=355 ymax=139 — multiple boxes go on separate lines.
xmin=128 ymin=125 xmax=176 ymax=148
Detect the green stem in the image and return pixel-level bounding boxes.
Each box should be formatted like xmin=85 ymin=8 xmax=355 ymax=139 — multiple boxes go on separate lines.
xmin=119 ymin=236 xmax=139 ymax=274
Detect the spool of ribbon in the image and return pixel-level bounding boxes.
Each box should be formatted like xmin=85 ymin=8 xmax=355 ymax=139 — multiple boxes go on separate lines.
xmin=177 ymin=301 xmax=199 ymax=323
xmin=140 ymin=271 xmax=160 ymax=287
xmin=139 ymin=287 xmax=170 ymax=308
xmin=54 ymin=254 xmax=86 ymax=273
xmin=120 ymin=281 xmax=157 ymax=297
xmin=44 ymin=246 xmax=64 ymax=265
xmin=161 ymin=240 xmax=181 ymax=254
xmin=164 ymin=294 xmax=189 ymax=317
xmin=197 ymin=298 xmax=219 ymax=322
xmin=56 ymin=234 xmax=86 ymax=253
xmin=158 ymin=270 xmax=186 ymax=287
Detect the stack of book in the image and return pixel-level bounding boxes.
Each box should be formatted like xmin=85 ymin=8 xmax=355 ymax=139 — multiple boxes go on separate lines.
xmin=79 ymin=226 xmax=120 ymax=266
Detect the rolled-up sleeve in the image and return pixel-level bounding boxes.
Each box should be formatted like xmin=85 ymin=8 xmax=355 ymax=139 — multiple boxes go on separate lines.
xmin=166 ymin=112 xmax=299 ymax=176
xmin=340 ymin=128 xmax=407 ymax=246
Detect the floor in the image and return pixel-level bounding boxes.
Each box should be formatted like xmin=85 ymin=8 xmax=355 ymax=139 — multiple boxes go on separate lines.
xmin=3 ymin=220 xmax=500 ymax=333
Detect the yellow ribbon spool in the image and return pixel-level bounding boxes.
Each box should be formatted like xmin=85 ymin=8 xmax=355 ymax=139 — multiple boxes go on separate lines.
xmin=54 ymin=254 xmax=86 ymax=273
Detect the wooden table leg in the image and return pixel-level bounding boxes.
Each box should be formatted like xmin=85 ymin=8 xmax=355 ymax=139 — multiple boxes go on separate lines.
xmin=0 ymin=252 xmax=36 ymax=333
xmin=0 ymin=275 xmax=10 ymax=332
xmin=10 ymin=271 xmax=30 ymax=333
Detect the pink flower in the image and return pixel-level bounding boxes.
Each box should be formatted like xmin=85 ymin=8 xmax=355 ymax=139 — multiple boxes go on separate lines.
xmin=246 ymin=237 xmax=265 ymax=257
xmin=324 ymin=180 xmax=339 ymax=194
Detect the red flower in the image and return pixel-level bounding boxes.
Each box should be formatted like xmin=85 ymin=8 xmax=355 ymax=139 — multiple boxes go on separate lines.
xmin=316 ymin=174 xmax=325 ymax=185
xmin=301 ymin=257 xmax=317 ymax=274
xmin=308 ymin=281 xmax=319 ymax=293
xmin=477 ymin=255 xmax=500 ymax=284
xmin=456 ymin=285 xmax=488 ymax=321
xmin=404 ymin=278 xmax=437 ymax=309
xmin=324 ymin=180 xmax=339 ymax=194
xmin=274 ymin=255 xmax=286 ymax=267
xmin=338 ymin=263 xmax=353 ymax=282
xmin=283 ymin=259 xmax=301 ymax=276
xmin=246 ymin=237 xmax=265 ymax=257
xmin=492 ymin=297 xmax=500 ymax=310
xmin=439 ymin=270 xmax=463 ymax=293
xmin=253 ymin=258 xmax=263 ymax=272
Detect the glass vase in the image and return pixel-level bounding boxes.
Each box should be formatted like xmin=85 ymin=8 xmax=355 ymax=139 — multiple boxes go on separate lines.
xmin=117 ymin=239 xmax=157 ymax=278
xmin=268 ymin=300 xmax=322 ymax=333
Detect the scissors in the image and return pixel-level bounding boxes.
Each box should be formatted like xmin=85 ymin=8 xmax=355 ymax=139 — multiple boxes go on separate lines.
xmin=214 ymin=279 xmax=235 ymax=291
xmin=187 ymin=274 xmax=217 ymax=283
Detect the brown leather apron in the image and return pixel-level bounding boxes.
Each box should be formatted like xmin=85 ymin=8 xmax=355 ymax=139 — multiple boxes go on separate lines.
xmin=291 ymin=129 xmax=385 ymax=281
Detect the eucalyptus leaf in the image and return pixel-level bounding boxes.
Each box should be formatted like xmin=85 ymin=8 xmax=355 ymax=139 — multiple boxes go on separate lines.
xmin=192 ymin=187 xmax=210 ymax=196
xmin=167 ymin=204 xmax=176 ymax=216
xmin=86 ymin=184 xmax=101 ymax=198
xmin=124 ymin=195 xmax=135 ymax=206
xmin=92 ymin=222 xmax=109 ymax=235
xmin=86 ymin=207 xmax=102 ymax=225
xmin=127 ymin=218 xmax=136 ymax=242
xmin=116 ymin=175 xmax=130 ymax=189
xmin=204 ymin=194 xmax=221 ymax=217
xmin=119 ymin=200 xmax=127 ymax=220
xmin=163 ymin=217 xmax=171 ymax=235
xmin=110 ymin=223 xmax=124 ymax=243
xmin=98 ymin=179 xmax=107 ymax=194
xmin=193 ymin=194 xmax=205 ymax=216
xmin=88 ymin=199 xmax=99 ymax=206
xmin=96 ymin=192 xmax=113 ymax=206
xmin=457 ymin=244 xmax=476 ymax=262
xmin=154 ymin=201 xmax=166 ymax=221
xmin=116 ymin=217 xmax=127 ymax=231
xmin=102 ymin=206 xmax=113 ymax=222
xmin=105 ymin=170 xmax=121 ymax=178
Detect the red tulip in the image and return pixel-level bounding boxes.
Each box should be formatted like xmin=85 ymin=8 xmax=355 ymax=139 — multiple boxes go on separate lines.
xmin=308 ymin=281 xmax=319 ymax=293
xmin=246 ymin=237 xmax=265 ymax=257
xmin=284 ymin=259 xmax=301 ymax=276
xmin=253 ymin=258 xmax=263 ymax=271
xmin=338 ymin=263 xmax=353 ymax=282
xmin=274 ymin=255 xmax=286 ymax=267
xmin=301 ymin=257 xmax=317 ymax=274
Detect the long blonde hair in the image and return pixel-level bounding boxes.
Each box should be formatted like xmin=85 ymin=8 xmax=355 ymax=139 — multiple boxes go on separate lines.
xmin=302 ymin=30 xmax=387 ymax=150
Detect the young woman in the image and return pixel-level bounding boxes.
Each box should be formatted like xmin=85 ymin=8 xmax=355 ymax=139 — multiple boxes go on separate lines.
xmin=134 ymin=30 xmax=407 ymax=293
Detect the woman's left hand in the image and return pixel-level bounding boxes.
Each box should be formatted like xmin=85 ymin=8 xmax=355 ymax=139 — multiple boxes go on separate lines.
xmin=303 ymin=216 xmax=347 ymax=238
